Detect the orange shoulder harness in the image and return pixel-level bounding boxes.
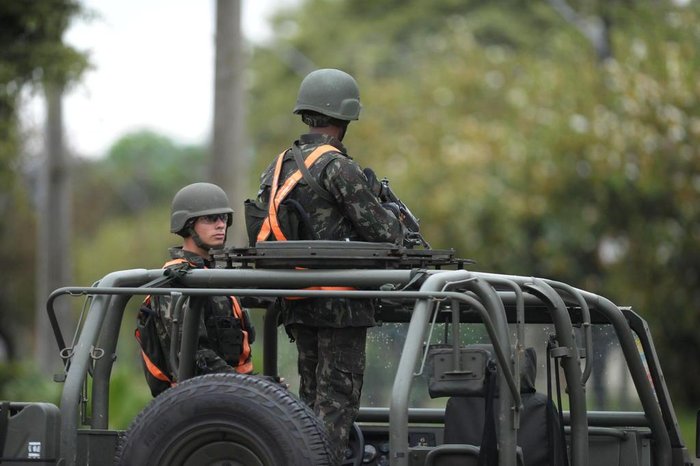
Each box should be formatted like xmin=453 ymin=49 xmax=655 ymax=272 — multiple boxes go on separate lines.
xmin=257 ymin=144 xmax=336 ymax=243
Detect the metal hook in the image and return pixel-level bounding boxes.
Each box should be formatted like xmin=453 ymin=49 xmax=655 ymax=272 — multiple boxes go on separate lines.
xmin=90 ymin=346 xmax=105 ymax=360
xmin=59 ymin=346 xmax=74 ymax=360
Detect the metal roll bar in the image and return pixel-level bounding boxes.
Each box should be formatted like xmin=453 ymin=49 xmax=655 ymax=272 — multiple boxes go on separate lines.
xmin=45 ymin=265 xmax=674 ymax=466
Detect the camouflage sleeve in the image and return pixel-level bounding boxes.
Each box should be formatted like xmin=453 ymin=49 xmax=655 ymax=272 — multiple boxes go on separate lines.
xmin=149 ymin=295 xmax=173 ymax=351
xmin=256 ymin=159 xmax=277 ymax=203
xmin=323 ymin=157 xmax=403 ymax=243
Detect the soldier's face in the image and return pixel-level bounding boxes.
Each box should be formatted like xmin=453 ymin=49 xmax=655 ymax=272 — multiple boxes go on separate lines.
xmin=194 ymin=215 xmax=228 ymax=248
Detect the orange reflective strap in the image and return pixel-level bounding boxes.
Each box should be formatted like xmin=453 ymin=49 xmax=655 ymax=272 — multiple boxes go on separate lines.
xmin=135 ymin=326 xmax=174 ymax=385
xmin=163 ymin=258 xmax=189 ymax=268
xmin=285 ymin=266 xmax=356 ymax=299
xmin=235 ymin=360 xmax=254 ymax=374
xmin=139 ymin=349 xmax=173 ymax=384
xmin=231 ymin=298 xmax=253 ymax=370
xmin=257 ymin=150 xmax=287 ymax=243
xmin=309 ymin=286 xmax=355 ymax=291
xmin=231 ymin=296 xmax=244 ymax=318
xmin=266 ymin=150 xmax=289 ymax=241
xmin=268 ymin=168 xmax=306 ymax=241
xmin=285 ymin=285 xmax=356 ymax=300
xmin=257 ymin=145 xmax=337 ymax=243
xmin=273 ymin=170 xmax=304 ymax=206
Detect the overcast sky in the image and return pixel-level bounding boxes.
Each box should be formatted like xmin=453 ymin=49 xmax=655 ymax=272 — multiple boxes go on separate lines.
xmin=27 ymin=0 xmax=296 ymax=159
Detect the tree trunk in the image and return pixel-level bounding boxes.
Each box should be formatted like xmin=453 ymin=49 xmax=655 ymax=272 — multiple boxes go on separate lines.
xmin=211 ymin=0 xmax=249 ymax=247
xmin=35 ymin=82 xmax=73 ymax=374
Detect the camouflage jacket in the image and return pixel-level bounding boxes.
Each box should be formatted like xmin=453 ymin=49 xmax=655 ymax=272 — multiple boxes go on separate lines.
xmin=257 ymin=133 xmax=403 ymax=327
xmin=146 ymin=248 xmax=253 ymax=377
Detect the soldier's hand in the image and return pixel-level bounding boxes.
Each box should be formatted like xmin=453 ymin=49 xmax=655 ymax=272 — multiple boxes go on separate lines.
xmin=381 ymin=202 xmax=401 ymax=220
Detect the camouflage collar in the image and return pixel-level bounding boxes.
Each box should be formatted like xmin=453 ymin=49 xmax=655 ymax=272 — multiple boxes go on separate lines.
xmin=297 ymin=133 xmax=347 ymax=154
xmin=168 ymin=247 xmax=210 ymax=268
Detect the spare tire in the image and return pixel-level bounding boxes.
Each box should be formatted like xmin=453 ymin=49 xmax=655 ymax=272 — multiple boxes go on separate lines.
xmin=114 ymin=373 xmax=337 ymax=466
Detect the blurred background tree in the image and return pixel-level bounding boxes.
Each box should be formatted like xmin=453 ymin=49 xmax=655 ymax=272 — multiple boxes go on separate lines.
xmin=1 ymin=0 xmax=699 ymax=437
xmin=0 ymin=0 xmax=89 ymax=368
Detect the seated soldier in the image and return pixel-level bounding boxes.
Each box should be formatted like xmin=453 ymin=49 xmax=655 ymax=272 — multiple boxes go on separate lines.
xmin=136 ymin=182 xmax=254 ymax=396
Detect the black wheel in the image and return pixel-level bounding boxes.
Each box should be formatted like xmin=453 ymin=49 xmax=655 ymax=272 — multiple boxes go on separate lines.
xmin=115 ymin=373 xmax=338 ymax=466
xmin=342 ymin=422 xmax=365 ymax=466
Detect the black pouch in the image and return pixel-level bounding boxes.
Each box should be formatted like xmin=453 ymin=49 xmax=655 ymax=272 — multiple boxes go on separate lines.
xmin=244 ymin=198 xmax=269 ymax=246
xmin=135 ymin=306 xmax=172 ymax=397
xmin=244 ymin=198 xmax=310 ymax=246
xmin=206 ymin=315 xmax=244 ymax=365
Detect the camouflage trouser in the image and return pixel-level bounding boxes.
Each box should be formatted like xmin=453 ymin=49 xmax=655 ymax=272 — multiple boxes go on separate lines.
xmin=289 ymin=325 xmax=367 ymax=464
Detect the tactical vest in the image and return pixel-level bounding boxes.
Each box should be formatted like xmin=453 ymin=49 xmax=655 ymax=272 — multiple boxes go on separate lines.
xmin=256 ymin=144 xmax=336 ymax=242
xmin=136 ymin=257 xmax=253 ymax=395
xmin=250 ymin=145 xmax=354 ymax=297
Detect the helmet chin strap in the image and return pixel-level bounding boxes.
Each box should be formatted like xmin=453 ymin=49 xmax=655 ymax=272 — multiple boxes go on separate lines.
xmin=338 ymin=124 xmax=348 ymax=141
xmin=187 ymin=224 xmax=228 ymax=254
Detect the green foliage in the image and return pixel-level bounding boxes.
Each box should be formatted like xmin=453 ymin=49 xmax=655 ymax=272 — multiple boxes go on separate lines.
xmin=0 ymin=0 xmax=90 ymax=87
xmin=74 ymin=205 xmax=173 ymax=285
xmin=676 ymin=406 xmax=698 ymax=461
xmin=104 ymin=131 xmax=206 ymax=204
xmin=107 ymin=355 xmax=152 ymax=430
xmin=0 ymin=183 xmax=37 ymax=329
xmin=73 ymin=130 xmax=207 ymax=237
xmin=0 ymin=361 xmax=62 ymax=403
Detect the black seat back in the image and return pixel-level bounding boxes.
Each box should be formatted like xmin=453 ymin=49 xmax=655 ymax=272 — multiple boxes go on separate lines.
xmin=443 ymin=347 xmax=567 ymax=466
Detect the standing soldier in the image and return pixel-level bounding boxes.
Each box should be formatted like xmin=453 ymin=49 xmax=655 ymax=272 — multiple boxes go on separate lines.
xmin=137 ymin=182 xmax=254 ymax=397
xmin=250 ymin=68 xmax=403 ymax=462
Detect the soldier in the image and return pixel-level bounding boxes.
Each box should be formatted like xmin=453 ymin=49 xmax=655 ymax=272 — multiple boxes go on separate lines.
xmin=136 ymin=182 xmax=254 ymax=397
xmin=252 ymin=68 xmax=403 ymax=461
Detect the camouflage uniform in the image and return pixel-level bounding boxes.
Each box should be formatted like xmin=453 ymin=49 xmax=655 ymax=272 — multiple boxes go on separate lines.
xmin=140 ymin=247 xmax=253 ymax=394
xmin=257 ymin=132 xmax=402 ymax=460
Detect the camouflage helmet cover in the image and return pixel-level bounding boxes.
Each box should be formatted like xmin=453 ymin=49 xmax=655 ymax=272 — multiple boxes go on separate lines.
xmin=170 ymin=182 xmax=234 ymax=235
xmin=293 ymin=68 xmax=361 ymax=121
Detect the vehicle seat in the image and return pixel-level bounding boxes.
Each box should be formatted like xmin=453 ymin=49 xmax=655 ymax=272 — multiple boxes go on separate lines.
xmin=442 ymin=346 xmax=566 ymax=466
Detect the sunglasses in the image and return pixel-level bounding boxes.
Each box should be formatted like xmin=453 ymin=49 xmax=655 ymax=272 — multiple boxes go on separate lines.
xmin=197 ymin=213 xmax=230 ymax=224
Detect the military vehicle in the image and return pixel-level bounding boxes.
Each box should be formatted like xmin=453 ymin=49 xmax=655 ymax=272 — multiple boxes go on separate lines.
xmin=0 ymin=241 xmax=696 ymax=465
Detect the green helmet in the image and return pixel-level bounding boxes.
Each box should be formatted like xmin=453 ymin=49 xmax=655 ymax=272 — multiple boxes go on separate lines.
xmin=293 ymin=68 xmax=361 ymax=121
xmin=170 ymin=182 xmax=234 ymax=236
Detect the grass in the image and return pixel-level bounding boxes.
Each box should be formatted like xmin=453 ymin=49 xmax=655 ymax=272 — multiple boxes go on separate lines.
xmin=677 ymin=406 xmax=698 ymax=461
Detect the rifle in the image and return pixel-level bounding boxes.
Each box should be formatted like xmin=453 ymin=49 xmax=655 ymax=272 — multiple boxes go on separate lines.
xmin=363 ymin=168 xmax=431 ymax=249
